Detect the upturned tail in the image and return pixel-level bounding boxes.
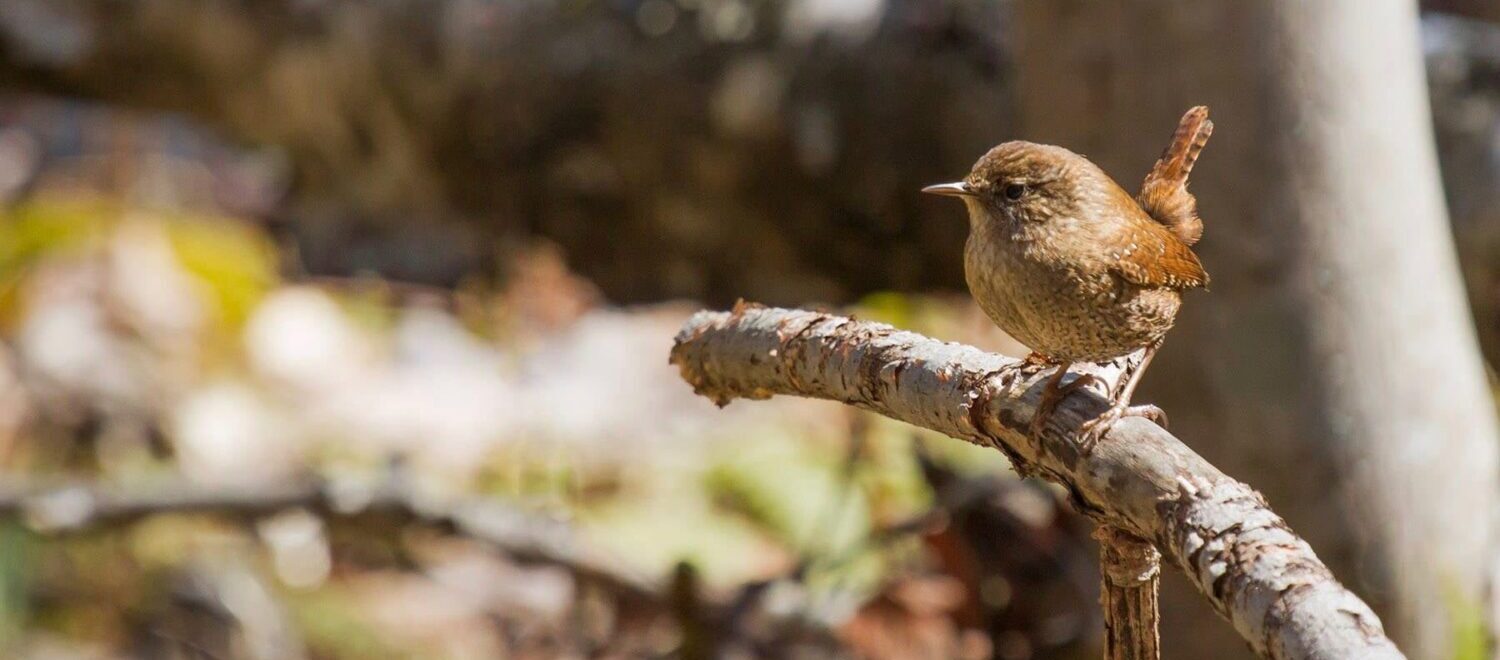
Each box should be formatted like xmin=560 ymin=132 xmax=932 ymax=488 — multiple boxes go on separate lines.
xmin=1137 ymin=106 xmax=1213 ymax=246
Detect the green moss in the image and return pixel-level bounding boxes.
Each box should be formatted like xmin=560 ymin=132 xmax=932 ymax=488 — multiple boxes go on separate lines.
xmin=1446 ymin=581 xmax=1490 ymax=660
xmin=164 ymin=217 xmax=279 ymax=329
xmin=0 ymin=524 xmax=34 ymax=652
xmin=0 ymin=200 xmax=114 ymax=275
xmin=285 ymin=589 xmax=413 ymax=659
xmin=0 ymin=201 xmax=115 ymax=327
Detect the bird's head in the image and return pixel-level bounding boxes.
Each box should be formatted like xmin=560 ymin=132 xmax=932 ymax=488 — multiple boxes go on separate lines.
xmin=923 ymin=141 xmax=1114 ymax=231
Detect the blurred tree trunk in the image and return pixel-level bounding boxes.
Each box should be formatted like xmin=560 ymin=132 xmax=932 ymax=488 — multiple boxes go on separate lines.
xmin=1011 ymin=1 xmax=1500 ymax=658
xmin=1424 ymin=0 xmax=1500 ymax=23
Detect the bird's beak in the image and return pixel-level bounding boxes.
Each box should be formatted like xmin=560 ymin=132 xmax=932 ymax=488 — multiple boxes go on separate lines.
xmin=921 ymin=181 xmax=974 ymax=197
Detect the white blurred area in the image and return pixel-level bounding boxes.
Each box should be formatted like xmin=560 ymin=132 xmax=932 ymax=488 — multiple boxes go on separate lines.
xmin=5 ymin=212 xmax=842 ymax=494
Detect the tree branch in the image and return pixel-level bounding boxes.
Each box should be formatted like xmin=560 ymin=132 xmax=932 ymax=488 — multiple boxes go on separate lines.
xmin=0 ymin=473 xmax=855 ymax=653
xmin=669 ymin=305 xmax=1404 ymax=660
xmin=1096 ymin=526 xmax=1161 ymax=660
xmin=0 ymin=476 xmax=663 ymax=604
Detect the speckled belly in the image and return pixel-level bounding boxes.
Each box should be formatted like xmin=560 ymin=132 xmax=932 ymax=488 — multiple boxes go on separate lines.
xmin=964 ymin=238 xmax=1180 ymax=362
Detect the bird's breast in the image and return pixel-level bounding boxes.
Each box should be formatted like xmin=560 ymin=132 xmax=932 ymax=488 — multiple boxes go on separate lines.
xmin=962 ymin=227 xmax=1180 ymax=361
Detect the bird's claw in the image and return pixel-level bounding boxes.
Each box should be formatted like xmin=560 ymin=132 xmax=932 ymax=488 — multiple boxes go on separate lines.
xmin=1128 ymin=404 xmax=1169 ymax=429
xmin=1076 ymin=403 xmax=1169 ymax=453
xmin=1028 ymin=407 xmax=1051 ymax=438
xmin=1029 ymin=372 xmax=1100 ymax=438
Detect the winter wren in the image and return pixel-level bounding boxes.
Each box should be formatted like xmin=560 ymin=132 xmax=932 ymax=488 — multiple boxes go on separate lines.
xmin=923 ymin=107 xmax=1214 ymax=443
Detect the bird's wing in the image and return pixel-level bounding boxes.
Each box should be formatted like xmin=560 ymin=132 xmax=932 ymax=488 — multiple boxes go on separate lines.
xmin=1138 ymin=106 xmax=1212 ymax=246
xmin=1107 ymin=217 xmax=1210 ymax=290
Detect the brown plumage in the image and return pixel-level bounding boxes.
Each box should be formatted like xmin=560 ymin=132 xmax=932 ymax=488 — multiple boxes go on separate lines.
xmin=923 ymin=106 xmax=1213 ymax=443
xmin=1138 ymin=106 xmax=1213 ymax=246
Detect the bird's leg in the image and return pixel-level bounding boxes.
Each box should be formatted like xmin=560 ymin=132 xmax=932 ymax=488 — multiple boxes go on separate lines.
xmin=1113 ymin=339 xmax=1168 ymax=426
xmin=1078 ymin=340 xmax=1167 ymax=450
xmin=1029 ymin=362 xmax=1098 ymax=437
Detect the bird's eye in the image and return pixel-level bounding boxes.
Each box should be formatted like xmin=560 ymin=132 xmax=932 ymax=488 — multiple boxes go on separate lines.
xmin=1003 ymin=183 xmax=1027 ymax=200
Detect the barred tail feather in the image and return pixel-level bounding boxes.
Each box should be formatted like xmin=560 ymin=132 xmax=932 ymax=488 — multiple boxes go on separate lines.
xmin=1138 ymin=106 xmax=1212 ymax=246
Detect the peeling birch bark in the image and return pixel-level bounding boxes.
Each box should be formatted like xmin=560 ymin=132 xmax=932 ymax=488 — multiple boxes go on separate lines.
xmin=670 ymin=305 xmax=1404 ymax=660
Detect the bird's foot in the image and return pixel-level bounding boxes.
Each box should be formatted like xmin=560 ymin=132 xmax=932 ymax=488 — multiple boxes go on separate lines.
xmin=1029 ymin=372 xmax=1100 ymax=438
xmin=1077 ymin=403 xmax=1169 ymax=453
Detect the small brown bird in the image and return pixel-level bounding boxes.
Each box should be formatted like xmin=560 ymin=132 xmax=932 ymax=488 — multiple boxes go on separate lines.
xmin=923 ymin=107 xmax=1213 ymax=444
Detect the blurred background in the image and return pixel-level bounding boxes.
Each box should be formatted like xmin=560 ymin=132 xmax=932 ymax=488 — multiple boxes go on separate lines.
xmin=0 ymin=0 xmax=1496 ymax=658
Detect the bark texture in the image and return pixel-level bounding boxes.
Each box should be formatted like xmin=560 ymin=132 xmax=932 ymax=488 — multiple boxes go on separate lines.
xmin=671 ymin=305 xmax=1404 ymax=659
xmin=1011 ymin=2 xmax=1500 ymax=657
xmin=1097 ymin=527 xmax=1161 ymax=660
